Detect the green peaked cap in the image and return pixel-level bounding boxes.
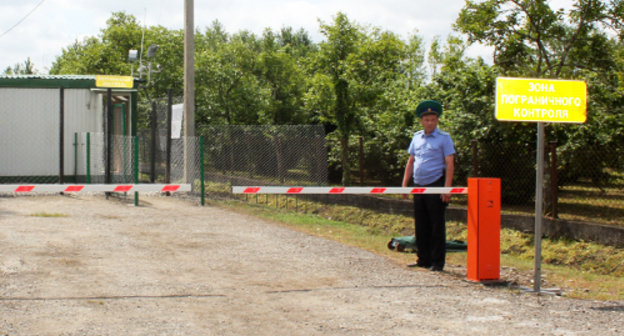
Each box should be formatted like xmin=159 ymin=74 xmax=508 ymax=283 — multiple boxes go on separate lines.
xmin=415 ymin=100 xmax=443 ymax=118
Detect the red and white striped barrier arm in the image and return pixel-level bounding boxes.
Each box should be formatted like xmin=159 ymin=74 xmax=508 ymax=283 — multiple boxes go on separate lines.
xmin=232 ymin=186 xmax=467 ymax=195
xmin=0 ymin=184 xmax=192 ymax=193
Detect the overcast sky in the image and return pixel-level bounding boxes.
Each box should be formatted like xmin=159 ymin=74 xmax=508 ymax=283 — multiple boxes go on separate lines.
xmin=0 ymin=0 xmax=570 ymax=73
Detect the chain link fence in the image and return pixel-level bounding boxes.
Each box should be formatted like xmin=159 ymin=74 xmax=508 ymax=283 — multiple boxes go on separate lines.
xmin=137 ymin=130 xmax=202 ymax=189
xmin=199 ymin=125 xmax=328 ymax=187
xmin=73 ymin=131 xmax=202 ymax=192
xmin=305 ymin=133 xmax=622 ymax=227
xmin=137 ymin=95 xmax=206 ymax=195
xmin=139 ymin=96 xmax=328 ymax=198
xmin=468 ymin=140 xmax=623 ymax=225
xmin=2 ymin=86 xmax=620 ymax=226
xmin=74 ymin=132 xmax=135 ymax=184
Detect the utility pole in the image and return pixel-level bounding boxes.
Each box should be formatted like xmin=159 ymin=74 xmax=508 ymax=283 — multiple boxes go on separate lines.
xmin=184 ymin=0 xmax=196 ymax=182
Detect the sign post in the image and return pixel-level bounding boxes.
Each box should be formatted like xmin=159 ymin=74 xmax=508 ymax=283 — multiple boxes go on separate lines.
xmin=495 ymin=77 xmax=587 ymax=293
xmin=535 ymin=121 xmax=545 ymax=291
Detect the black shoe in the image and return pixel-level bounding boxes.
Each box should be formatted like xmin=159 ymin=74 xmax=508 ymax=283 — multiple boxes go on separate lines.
xmin=429 ymin=265 xmax=443 ymax=272
xmin=408 ymin=262 xmax=431 ymax=268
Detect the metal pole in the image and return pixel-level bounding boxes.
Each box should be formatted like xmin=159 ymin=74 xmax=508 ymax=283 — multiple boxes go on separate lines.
xmin=166 ymin=89 xmax=173 ymax=184
xmin=59 ymin=87 xmax=65 ymax=184
xmin=550 ymin=141 xmax=558 ymax=218
xmin=184 ymin=0 xmax=196 ymax=183
xmin=359 ymin=136 xmax=364 ymax=185
xmin=200 ymin=135 xmax=205 ymax=206
xmin=74 ymin=133 xmax=78 ymax=182
xmin=106 ymin=88 xmax=113 ymax=184
xmin=134 ymin=136 xmax=139 ymax=206
xmin=118 ymin=104 xmax=128 ymax=181
xmin=472 ymin=139 xmax=478 ymax=177
xmin=150 ymin=102 xmax=157 ymax=183
xmin=534 ymin=122 xmax=545 ymax=293
xmin=134 ymin=136 xmax=139 ymax=184
xmin=86 ymin=132 xmax=91 ymax=184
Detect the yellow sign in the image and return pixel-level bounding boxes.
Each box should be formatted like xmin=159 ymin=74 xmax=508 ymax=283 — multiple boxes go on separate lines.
xmin=495 ymin=77 xmax=587 ymax=123
xmin=95 ymin=75 xmax=134 ymax=88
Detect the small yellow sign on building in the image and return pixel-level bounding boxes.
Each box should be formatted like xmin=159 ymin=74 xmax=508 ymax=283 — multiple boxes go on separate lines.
xmin=495 ymin=77 xmax=587 ymax=123
xmin=95 ymin=75 xmax=134 ymax=88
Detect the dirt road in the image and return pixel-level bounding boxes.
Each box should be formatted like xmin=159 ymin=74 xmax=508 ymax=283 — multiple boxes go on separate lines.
xmin=0 ymin=195 xmax=622 ymax=335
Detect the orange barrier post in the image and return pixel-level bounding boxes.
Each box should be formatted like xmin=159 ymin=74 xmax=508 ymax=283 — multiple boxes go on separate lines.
xmin=467 ymin=178 xmax=501 ymax=281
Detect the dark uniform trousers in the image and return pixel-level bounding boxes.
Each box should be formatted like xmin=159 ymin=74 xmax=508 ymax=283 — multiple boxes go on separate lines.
xmin=413 ymin=175 xmax=447 ymax=268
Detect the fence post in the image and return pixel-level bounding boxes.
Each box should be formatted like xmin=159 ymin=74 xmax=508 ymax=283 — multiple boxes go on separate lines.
xmin=134 ymin=136 xmax=139 ymax=206
xmin=86 ymin=132 xmax=91 ymax=184
xmin=316 ymin=135 xmax=324 ymax=183
xmin=74 ymin=132 xmax=78 ymax=182
xmin=106 ymin=88 xmax=112 ymax=185
xmin=150 ymin=101 xmax=157 ymax=183
xmin=119 ymin=104 xmax=128 ymax=182
xmin=550 ymin=141 xmax=558 ymax=218
xmin=359 ymin=136 xmax=364 ymax=185
xmin=200 ymin=135 xmax=205 ymax=206
xmin=472 ymin=139 xmax=479 ymax=177
xmin=166 ymin=89 xmax=173 ymax=184
xmin=59 ymin=87 xmax=65 ymax=184
xmin=277 ymin=136 xmax=285 ymax=183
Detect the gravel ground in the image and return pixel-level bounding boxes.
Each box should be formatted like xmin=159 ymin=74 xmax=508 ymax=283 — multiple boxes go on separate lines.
xmin=0 ymin=194 xmax=622 ymax=335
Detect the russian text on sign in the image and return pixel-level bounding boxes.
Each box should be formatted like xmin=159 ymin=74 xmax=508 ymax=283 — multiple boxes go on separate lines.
xmin=495 ymin=77 xmax=586 ymax=123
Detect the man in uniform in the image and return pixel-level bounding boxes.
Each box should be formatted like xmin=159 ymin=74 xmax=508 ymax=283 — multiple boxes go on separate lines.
xmin=402 ymin=100 xmax=455 ymax=271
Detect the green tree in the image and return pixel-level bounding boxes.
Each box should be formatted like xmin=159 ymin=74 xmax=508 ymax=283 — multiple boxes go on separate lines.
xmin=3 ymin=57 xmax=37 ymax=75
xmin=455 ymin=0 xmax=624 ymax=191
xmin=140 ymin=26 xmax=185 ymax=97
xmin=256 ymin=28 xmax=312 ymax=124
xmin=357 ymin=31 xmax=425 ymax=184
xmin=49 ymin=37 xmax=108 ymax=74
xmin=195 ymin=27 xmax=268 ymax=125
xmin=428 ymin=37 xmax=537 ymax=203
xmin=427 ymin=37 xmax=443 ymax=78
xmin=50 ymin=11 xmax=187 ymax=132
xmin=456 ymin=0 xmax=624 ymax=77
xmin=312 ymin=13 xmax=363 ymax=185
xmin=51 ymin=11 xmax=143 ymax=76
xmin=309 ymin=13 xmax=412 ymax=185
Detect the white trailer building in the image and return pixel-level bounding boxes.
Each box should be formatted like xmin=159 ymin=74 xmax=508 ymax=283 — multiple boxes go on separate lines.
xmin=0 ymin=75 xmax=139 ymax=183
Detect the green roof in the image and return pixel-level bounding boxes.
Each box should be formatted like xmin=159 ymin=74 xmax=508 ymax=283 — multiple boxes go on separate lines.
xmin=0 ymin=75 xmax=139 ymax=89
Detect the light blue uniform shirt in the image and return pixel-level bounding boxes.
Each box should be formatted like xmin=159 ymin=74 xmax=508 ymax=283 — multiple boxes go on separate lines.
xmin=407 ymin=128 xmax=455 ymax=185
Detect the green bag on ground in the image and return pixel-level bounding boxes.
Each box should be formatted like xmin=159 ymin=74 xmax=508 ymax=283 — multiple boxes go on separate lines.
xmin=387 ymin=235 xmax=467 ymax=253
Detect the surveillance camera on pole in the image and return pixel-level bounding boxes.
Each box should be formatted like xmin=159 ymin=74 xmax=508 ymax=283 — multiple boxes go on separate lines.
xmin=131 ymin=44 xmax=161 ymax=85
xmin=146 ymin=45 xmax=161 ymax=84
xmin=146 ymin=44 xmax=159 ymax=58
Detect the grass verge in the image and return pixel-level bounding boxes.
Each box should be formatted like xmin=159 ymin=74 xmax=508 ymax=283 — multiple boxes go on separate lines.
xmin=211 ymin=194 xmax=624 ymax=301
